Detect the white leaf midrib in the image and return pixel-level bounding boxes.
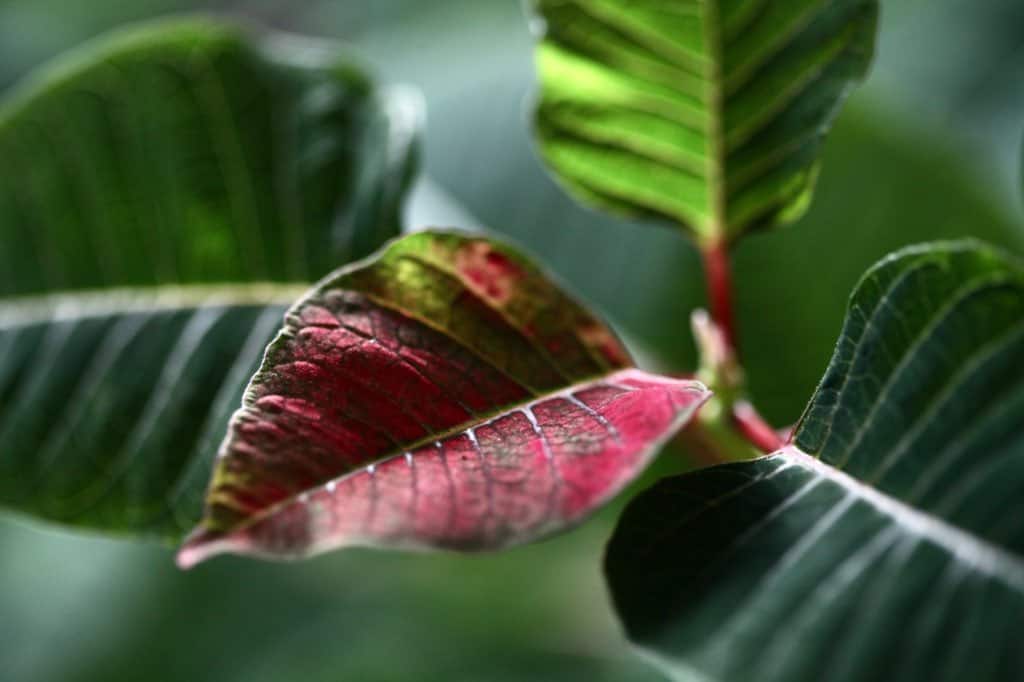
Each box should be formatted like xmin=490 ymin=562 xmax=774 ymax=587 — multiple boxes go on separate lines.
xmin=199 ymin=369 xmax=710 ymax=548
xmin=780 ymin=445 xmax=1024 ymax=592
xmin=0 ymin=283 xmax=309 ymax=328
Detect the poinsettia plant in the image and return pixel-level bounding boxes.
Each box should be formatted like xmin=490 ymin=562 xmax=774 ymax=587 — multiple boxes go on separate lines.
xmin=1 ymin=3 xmax=1022 ymax=682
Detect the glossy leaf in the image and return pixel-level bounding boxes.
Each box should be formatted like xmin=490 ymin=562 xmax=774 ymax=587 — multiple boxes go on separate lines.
xmin=0 ymin=19 xmax=420 ymax=540
xmin=532 ymin=0 xmax=878 ymax=243
xmin=178 ymin=231 xmax=711 ymax=566
xmin=606 ymin=241 xmax=1024 ymax=681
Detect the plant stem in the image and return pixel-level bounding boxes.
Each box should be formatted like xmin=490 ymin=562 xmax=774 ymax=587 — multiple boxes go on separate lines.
xmin=732 ymin=400 xmax=785 ymax=453
xmin=690 ymin=242 xmax=786 ymax=461
xmin=702 ymin=237 xmax=738 ymax=354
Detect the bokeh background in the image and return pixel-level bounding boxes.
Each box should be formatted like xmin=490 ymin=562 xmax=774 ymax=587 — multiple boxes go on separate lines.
xmin=1 ymin=1 xmax=1022 ymax=680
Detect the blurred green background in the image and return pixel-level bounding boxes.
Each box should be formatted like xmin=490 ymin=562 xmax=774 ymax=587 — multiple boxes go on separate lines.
xmin=1 ymin=1 xmax=1022 ymax=680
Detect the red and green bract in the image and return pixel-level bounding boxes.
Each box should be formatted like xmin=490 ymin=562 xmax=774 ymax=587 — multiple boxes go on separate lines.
xmin=178 ymin=231 xmax=709 ymax=567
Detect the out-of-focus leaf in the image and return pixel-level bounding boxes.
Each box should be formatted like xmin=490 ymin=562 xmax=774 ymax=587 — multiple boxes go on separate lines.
xmin=179 ymin=230 xmax=710 ymax=566
xmin=0 ymin=18 xmax=420 ymax=541
xmin=0 ymin=18 xmax=418 ymax=292
xmin=531 ymin=0 xmax=877 ymax=243
xmin=606 ymin=241 xmax=1024 ymax=681
xmin=0 ymin=289 xmax=296 ymax=539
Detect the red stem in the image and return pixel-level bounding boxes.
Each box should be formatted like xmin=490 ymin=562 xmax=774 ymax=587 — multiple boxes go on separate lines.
xmin=696 ymin=238 xmax=786 ymax=458
xmin=732 ymin=401 xmax=784 ymax=453
xmin=702 ymin=238 xmax=738 ymax=354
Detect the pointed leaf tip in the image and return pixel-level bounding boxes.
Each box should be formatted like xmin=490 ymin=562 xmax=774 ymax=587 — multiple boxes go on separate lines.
xmin=180 ymin=231 xmax=711 ymax=565
xmin=176 ymin=528 xmax=247 ymax=570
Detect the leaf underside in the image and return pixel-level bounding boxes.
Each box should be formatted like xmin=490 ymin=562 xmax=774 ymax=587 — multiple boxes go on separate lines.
xmin=606 ymin=241 xmax=1024 ymax=681
xmin=0 ymin=19 xmax=419 ymax=541
xmin=532 ymin=0 xmax=877 ymax=242
xmin=178 ymin=231 xmax=710 ymax=567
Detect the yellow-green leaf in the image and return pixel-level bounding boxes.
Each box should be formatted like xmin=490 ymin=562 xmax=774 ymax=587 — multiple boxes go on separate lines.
xmin=532 ymin=0 xmax=877 ymax=244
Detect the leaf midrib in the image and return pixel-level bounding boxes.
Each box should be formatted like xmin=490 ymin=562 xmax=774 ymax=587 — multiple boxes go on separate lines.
xmin=0 ymin=283 xmax=309 ymax=328
xmin=208 ymin=370 xmax=709 ymax=537
xmin=701 ymin=0 xmax=727 ymax=243
xmin=780 ymin=445 xmax=1024 ymax=592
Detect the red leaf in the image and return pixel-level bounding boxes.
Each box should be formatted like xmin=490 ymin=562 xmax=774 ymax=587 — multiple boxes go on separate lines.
xmin=178 ymin=232 xmax=709 ymax=567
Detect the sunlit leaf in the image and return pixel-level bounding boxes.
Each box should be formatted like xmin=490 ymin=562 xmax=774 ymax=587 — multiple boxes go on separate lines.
xmin=0 ymin=18 xmax=420 ymax=540
xmin=531 ymin=0 xmax=877 ymax=243
xmin=606 ymin=241 xmax=1024 ymax=681
xmin=178 ymin=231 xmax=710 ymax=567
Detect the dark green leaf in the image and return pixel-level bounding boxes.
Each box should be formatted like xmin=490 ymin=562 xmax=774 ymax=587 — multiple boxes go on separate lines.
xmin=606 ymin=241 xmax=1024 ymax=681
xmin=531 ymin=0 xmax=877 ymax=244
xmin=0 ymin=19 xmax=418 ymax=292
xmin=0 ymin=288 xmax=296 ymax=540
xmin=0 ymin=18 xmax=420 ymax=541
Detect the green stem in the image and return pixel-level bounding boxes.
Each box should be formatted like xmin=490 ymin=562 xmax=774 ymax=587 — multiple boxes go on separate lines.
xmin=686 ymin=308 xmax=782 ymax=463
xmin=679 ymin=395 xmax=761 ymax=465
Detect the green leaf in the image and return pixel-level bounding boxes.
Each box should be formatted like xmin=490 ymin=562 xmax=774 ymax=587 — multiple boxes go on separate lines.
xmin=178 ymin=230 xmax=710 ymax=566
xmin=0 ymin=18 xmax=420 ymax=541
xmin=606 ymin=241 xmax=1024 ymax=681
xmin=0 ymin=18 xmax=418 ymax=293
xmin=0 ymin=288 xmax=299 ymax=539
xmin=531 ymin=0 xmax=878 ymax=244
